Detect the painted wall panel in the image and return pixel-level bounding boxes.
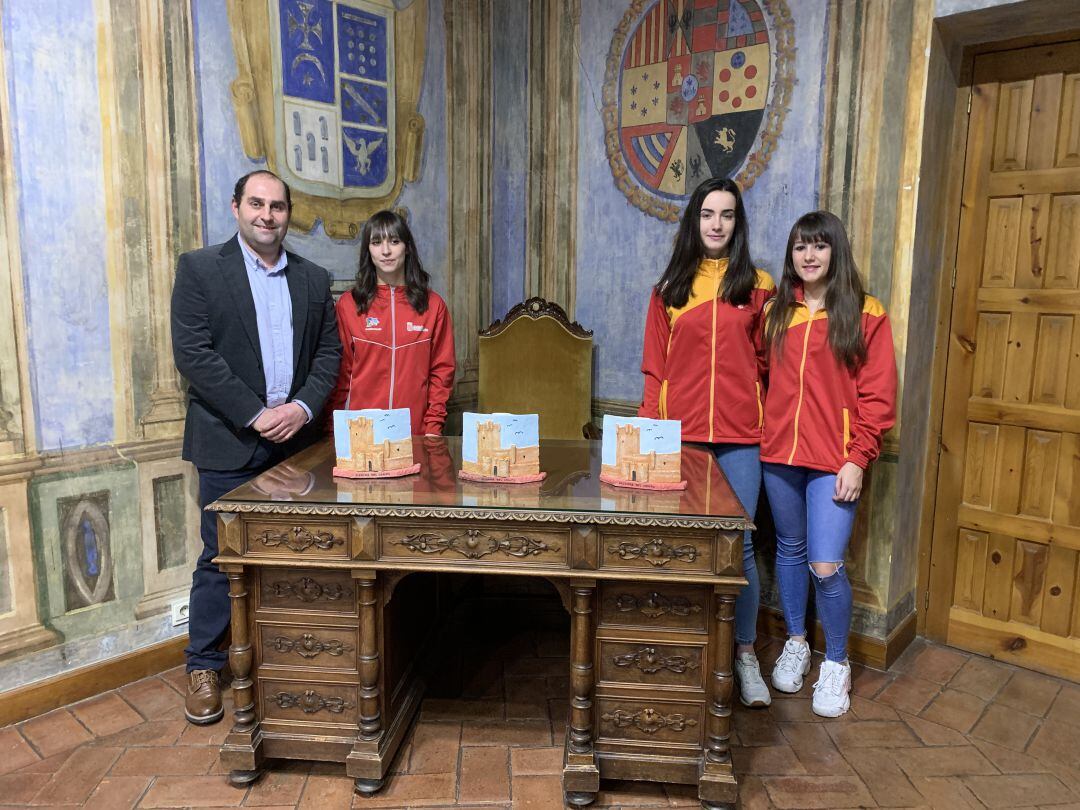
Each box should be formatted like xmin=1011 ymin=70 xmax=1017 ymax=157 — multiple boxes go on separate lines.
xmin=5 ymin=0 xmax=114 ymax=450
xmin=491 ymin=0 xmax=529 ymax=320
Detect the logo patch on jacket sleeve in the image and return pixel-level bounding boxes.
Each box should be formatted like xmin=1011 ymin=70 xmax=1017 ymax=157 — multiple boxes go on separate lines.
xmin=365 ymin=316 xmax=381 ymax=330
xmin=406 ymin=321 xmax=429 ymax=333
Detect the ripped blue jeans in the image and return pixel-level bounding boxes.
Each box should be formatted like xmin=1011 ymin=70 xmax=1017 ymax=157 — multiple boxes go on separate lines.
xmin=762 ymin=463 xmax=859 ymax=663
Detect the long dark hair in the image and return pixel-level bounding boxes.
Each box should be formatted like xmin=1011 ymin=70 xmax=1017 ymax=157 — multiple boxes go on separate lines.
xmin=352 ymin=210 xmax=431 ymax=315
xmin=655 ymin=177 xmax=756 ymax=308
xmin=764 ymin=210 xmax=867 ymax=371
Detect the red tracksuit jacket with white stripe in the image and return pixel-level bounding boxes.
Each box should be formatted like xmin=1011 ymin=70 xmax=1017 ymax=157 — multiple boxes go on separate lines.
xmin=325 ymin=285 xmax=456 ymax=436
xmin=760 ymin=290 xmax=897 ymax=473
xmin=638 ymin=258 xmax=776 ymax=444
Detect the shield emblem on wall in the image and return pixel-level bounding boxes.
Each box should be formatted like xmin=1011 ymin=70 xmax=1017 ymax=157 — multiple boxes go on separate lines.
xmin=270 ymin=0 xmax=395 ymax=195
xmin=602 ymin=0 xmax=795 ymax=222
xmin=229 ymin=0 xmax=427 ymax=238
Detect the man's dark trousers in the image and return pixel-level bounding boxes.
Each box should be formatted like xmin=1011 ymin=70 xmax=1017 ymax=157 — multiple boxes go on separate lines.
xmin=185 ymin=440 xmax=286 ymax=673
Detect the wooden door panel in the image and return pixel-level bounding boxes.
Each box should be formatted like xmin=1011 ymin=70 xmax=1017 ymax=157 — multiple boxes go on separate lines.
xmin=992 ymin=80 xmax=1034 ymax=171
xmin=929 ymin=41 xmax=1080 ymax=678
xmin=1041 ymin=545 xmax=1078 ymax=637
xmin=1056 ymin=73 xmax=1080 ymax=167
xmin=1031 ymin=315 xmax=1073 ymax=406
xmin=971 ymin=313 xmax=1010 ymax=398
xmin=1046 ymin=194 xmax=1080 ymax=289
xmin=953 ymin=529 xmax=988 ymax=612
xmin=1010 ymin=539 xmax=1049 ymax=626
xmin=1017 ymin=429 xmax=1059 ymax=520
xmin=981 ymin=198 xmax=1022 ymax=286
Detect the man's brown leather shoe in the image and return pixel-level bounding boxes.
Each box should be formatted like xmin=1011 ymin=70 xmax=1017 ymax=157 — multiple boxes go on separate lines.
xmin=185 ymin=669 xmax=223 ymax=725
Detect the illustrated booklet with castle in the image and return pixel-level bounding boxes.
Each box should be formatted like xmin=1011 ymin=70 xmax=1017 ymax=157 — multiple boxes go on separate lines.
xmin=599 ymin=415 xmax=687 ymax=490
xmin=459 ymin=412 xmax=546 ymax=483
xmin=332 ymin=408 xmax=421 ymax=479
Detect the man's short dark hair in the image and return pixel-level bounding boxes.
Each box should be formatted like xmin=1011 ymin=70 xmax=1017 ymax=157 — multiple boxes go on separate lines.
xmin=233 ymin=170 xmax=292 ymax=211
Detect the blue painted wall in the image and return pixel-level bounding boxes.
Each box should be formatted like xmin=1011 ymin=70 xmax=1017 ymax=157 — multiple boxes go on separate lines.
xmin=192 ymin=0 xmax=449 ymax=292
xmin=490 ymin=0 xmax=529 ymax=321
xmin=572 ymin=0 xmax=829 ymax=403
xmin=5 ymin=0 xmax=113 ymax=451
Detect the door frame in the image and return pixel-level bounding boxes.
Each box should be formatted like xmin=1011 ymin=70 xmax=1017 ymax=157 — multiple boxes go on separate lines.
xmin=914 ymin=20 xmax=1080 ymax=642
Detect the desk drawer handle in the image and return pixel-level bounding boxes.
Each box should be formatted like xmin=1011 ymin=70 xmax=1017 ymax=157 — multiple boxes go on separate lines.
xmin=270 ymin=689 xmax=354 ymax=714
xmin=267 ymin=577 xmax=350 ymax=603
xmin=267 ymin=633 xmax=354 ymax=659
xmin=255 ymin=526 xmax=344 ymax=553
xmin=615 ymin=591 xmax=702 ymax=618
xmin=608 ymin=538 xmax=698 ymax=567
xmin=396 ymin=528 xmax=558 ymax=560
xmin=601 ymin=707 xmax=698 ymax=734
xmin=612 ymin=646 xmax=698 ymax=675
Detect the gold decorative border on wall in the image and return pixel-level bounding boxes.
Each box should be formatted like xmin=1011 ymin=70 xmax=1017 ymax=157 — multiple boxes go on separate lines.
xmin=227 ymin=0 xmax=427 ymax=239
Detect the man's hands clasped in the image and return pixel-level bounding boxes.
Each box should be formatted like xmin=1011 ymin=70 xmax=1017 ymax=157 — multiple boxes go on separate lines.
xmin=253 ymin=402 xmax=308 ymax=443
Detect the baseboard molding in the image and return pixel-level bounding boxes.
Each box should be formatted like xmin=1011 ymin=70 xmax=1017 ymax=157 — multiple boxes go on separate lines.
xmin=0 ymin=635 xmax=187 ymax=727
xmin=757 ymin=607 xmax=917 ymax=671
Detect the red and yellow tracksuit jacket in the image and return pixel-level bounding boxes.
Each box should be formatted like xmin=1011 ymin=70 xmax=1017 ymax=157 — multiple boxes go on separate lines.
xmin=760 ymin=290 xmax=897 ymax=473
xmin=638 ymin=258 xmax=776 ymax=444
xmin=325 ymin=285 xmax=456 ymax=436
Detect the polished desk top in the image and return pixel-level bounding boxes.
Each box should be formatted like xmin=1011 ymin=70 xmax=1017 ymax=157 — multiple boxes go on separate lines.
xmin=209 ymin=437 xmax=749 ymax=530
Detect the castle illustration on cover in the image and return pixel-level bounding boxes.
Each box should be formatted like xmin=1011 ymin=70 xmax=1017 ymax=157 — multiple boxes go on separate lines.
xmin=459 ymin=412 xmax=545 ymax=483
xmin=599 ymin=415 xmax=687 ymax=490
xmin=332 ymin=408 xmax=421 ymax=479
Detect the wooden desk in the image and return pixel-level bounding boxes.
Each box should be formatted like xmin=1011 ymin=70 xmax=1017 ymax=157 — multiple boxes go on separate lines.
xmin=210 ymin=437 xmax=749 ymax=809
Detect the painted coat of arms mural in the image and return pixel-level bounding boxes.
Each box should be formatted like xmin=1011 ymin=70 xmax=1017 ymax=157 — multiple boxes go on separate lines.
xmin=228 ymin=0 xmax=426 ymax=238
xmin=603 ymin=0 xmax=794 ymax=221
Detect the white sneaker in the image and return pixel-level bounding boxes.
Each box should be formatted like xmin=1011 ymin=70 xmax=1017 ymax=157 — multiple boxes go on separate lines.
xmin=735 ymin=652 xmax=772 ymax=707
xmin=812 ymin=659 xmax=851 ymax=717
xmin=771 ymin=638 xmax=812 ymax=693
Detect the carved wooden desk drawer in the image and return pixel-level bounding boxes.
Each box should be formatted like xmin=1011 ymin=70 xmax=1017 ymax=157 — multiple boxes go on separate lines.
xmin=245 ymin=519 xmax=350 ymax=560
xmin=260 ymin=677 xmax=359 ymax=726
xmin=596 ymin=697 xmax=704 ymax=746
xmin=598 ymin=583 xmax=709 ymax=632
xmin=378 ymin=523 xmax=568 ymax=567
xmin=599 ymin=531 xmax=713 ymax=574
xmin=259 ymin=623 xmax=359 ymax=672
xmin=598 ymin=639 xmax=705 ymax=689
xmin=256 ymin=568 xmax=357 ymax=616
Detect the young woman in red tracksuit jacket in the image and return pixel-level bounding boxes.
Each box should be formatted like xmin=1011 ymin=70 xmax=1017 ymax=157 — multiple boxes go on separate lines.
xmin=325 ymin=210 xmax=455 ymax=436
xmin=638 ymin=177 xmax=776 ymax=709
xmin=761 ymin=210 xmax=896 ymax=718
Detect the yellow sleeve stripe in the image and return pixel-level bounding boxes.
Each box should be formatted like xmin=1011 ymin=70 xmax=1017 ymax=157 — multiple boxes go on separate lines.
xmin=863 ymin=295 xmax=887 ymax=317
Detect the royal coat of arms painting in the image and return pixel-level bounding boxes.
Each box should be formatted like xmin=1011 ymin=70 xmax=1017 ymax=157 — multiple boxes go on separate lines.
xmin=228 ymin=0 xmax=427 ymax=238
xmin=603 ymin=0 xmax=794 ymax=221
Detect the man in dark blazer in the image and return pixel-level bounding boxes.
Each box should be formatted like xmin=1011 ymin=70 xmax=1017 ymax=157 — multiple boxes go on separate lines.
xmin=171 ymin=170 xmax=341 ymax=724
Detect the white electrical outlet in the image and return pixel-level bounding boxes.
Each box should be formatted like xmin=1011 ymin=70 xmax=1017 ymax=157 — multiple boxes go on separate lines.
xmin=170 ymin=598 xmax=190 ymax=627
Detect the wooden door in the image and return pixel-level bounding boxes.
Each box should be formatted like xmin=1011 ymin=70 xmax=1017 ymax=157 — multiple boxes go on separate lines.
xmin=927 ymin=41 xmax=1080 ymax=679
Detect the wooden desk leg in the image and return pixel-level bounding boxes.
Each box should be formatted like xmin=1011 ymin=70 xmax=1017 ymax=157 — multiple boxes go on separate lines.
xmin=348 ymin=572 xmax=385 ymax=796
xmin=699 ymin=589 xmax=738 ymax=809
xmin=563 ymin=579 xmax=599 ymax=807
xmin=221 ymin=565 xmax=263 ymax=786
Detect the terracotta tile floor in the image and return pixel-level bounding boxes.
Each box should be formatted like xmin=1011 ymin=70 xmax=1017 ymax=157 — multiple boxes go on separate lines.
xmin=2 ymin=631 xmax=1079 ymax=809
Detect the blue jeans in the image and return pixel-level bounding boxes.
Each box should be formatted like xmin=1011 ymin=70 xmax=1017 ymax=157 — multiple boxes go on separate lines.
xmin=710 ymin=444 xmax=761 ymax=647
xmin=186 ymin=440 xmax=286 ymax=672
xmin=762 ymin=463 xmax=858 ymax=663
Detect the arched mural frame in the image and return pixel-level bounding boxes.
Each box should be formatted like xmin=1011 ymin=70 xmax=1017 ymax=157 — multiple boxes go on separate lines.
xmin=602 ymin=0 xmax=796 ymax=222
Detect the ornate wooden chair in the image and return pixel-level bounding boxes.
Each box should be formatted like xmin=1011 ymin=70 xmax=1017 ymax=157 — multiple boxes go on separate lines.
xmin=478 ymin=297 xmax=594 ymax=440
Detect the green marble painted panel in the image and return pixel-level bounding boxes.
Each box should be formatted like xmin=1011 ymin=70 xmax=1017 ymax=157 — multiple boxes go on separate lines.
xmin=153 ymin=474 xmax=187 ymax=571
xmin=31 ymin=463 xmax=143 ymax=638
